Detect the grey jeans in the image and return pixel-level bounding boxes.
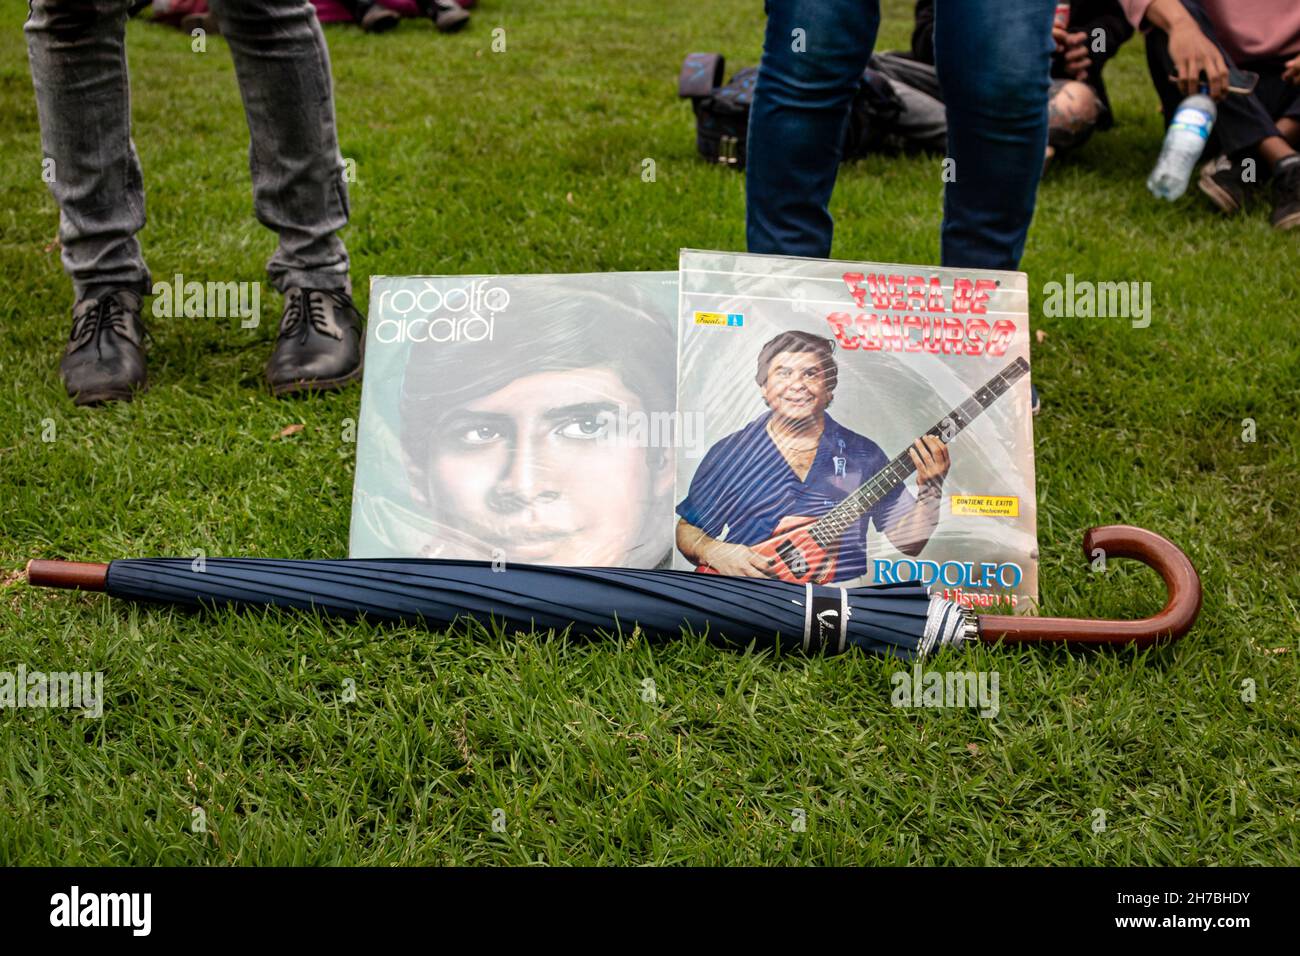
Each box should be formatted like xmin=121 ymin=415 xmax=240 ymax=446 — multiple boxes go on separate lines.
xmin=25 ymin=0 xmax=351 ymax=302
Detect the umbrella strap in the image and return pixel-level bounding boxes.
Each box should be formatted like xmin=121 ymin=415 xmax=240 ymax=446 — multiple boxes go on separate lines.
xmin=802 ymin=584 xmax=849 ymax=655
xmin=920 ymin=596 xmax=979 ymax=656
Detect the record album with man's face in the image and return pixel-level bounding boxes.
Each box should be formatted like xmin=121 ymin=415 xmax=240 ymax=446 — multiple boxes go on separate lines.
xmin=673 ymin=250 xmax=1039 ymax=613
xmin=351 ymin=272 xmax=679 ymax=569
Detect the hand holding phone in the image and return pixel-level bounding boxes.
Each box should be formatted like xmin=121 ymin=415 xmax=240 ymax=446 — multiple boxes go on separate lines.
xmin=1166 ymin=20 xmax=1229 ymax=98
xmin=1167 ymin=67 xmax=1258 ymax=97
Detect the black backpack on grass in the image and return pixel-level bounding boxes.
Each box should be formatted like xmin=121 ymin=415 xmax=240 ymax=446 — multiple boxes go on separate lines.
xmin=678 ymin=53 xmax=756 ymax=168
xmin=678 ymin=51 xmax=922 ymax=171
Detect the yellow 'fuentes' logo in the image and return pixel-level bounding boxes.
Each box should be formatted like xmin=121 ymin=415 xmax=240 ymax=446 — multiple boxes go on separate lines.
xmin=694 ymin=311 xmax=744 ymax=327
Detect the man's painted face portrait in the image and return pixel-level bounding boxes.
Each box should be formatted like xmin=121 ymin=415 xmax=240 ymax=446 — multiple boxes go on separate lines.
xmin=423 ymin=366 xmax=672 ymax=566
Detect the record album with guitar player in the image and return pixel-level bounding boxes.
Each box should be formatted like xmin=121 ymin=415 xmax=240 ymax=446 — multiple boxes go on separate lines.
xmin=673 ymin=250 xmax=1039 ymax=613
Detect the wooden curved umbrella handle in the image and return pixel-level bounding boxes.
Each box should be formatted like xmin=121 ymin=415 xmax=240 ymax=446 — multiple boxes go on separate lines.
xmin=978 ymin=525 xmax=1201 ymax=647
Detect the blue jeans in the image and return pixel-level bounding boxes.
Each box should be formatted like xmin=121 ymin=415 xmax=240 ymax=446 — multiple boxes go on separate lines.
xmin=25 ymin=0 xmax=351 ymax=302
xmin=746 ymin=0 xmax=1056 ymax=270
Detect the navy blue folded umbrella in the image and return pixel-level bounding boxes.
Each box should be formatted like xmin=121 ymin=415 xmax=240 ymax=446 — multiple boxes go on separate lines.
xmin=26 ymin=557 xmax=972 ymax=659
xmin=25 ymin=526 xmax=1204 ymax=655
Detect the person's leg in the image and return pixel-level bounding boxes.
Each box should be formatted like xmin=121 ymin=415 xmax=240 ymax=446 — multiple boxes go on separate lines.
xmin=888 ymin=80 xmax=948 ymax=153
xmin=1246 ymin=64 xmax=1300 ymax=230
xmin=1242 ymin=65 xmax=1300 ymax=168
xmin=1143 ymin=28 xmax=1191 ymax=135
xmin=1257 ymin=136 xmax=1296 ymax=168
xmin=933 ymin=0 xmax=1055 ymax=271
xmin=25 ymin=0 xmax=150 ymax=302
xmin=207 ymin=0 xmax=350 ymax=294
xmin=1245 ymin=60 xmax=1300 ymax=150
xmin=26 ymin=0 xmax=151 ymax=405
xmin=207 ymin=0 xmax=364 ymax=393
xmin=745 ymin=0 xmax=879 ymax=258
xmin=1279 ymin=117 xmax=1300 ymax=149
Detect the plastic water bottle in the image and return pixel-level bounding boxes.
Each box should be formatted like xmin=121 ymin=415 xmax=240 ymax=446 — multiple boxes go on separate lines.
xmin=1147 ymin=87 xmax=1217 ymax=200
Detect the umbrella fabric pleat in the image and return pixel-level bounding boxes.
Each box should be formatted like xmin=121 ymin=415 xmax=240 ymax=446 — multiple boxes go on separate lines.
xmin=104 ymin=558 xmax=969 ymax=658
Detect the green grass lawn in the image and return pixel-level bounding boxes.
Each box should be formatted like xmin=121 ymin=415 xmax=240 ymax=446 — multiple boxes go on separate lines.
xmin=1 ymin=1 xmax=1297 ymax=865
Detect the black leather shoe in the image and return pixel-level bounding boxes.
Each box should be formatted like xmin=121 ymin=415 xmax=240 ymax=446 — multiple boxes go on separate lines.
xmin=265 ymin=287 xmax=364 ymax=396
xmin=60 ymin=290 xmax=148 ymax=406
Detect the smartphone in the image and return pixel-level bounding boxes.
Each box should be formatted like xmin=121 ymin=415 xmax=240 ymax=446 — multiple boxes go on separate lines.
xmin=1168 ymin=66 xmax=1259 ymax=96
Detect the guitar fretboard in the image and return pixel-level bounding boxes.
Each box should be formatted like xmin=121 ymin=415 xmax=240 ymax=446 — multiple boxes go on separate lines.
xmin=808 ymin=357 xmax=1029 ymax=547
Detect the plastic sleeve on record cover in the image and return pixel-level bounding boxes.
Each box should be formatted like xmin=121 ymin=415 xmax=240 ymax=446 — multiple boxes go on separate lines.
xmin=672 ymin=249 xmax=1038 ymax=614
xmin=351 ymin=272 xmax=679 ymax=570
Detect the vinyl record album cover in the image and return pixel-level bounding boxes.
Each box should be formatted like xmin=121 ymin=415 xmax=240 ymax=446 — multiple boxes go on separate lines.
xmin=351 ymin=272 xmax=679 ymax=568
xmin=673 ymin=250 xmax=1038 ymax=612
